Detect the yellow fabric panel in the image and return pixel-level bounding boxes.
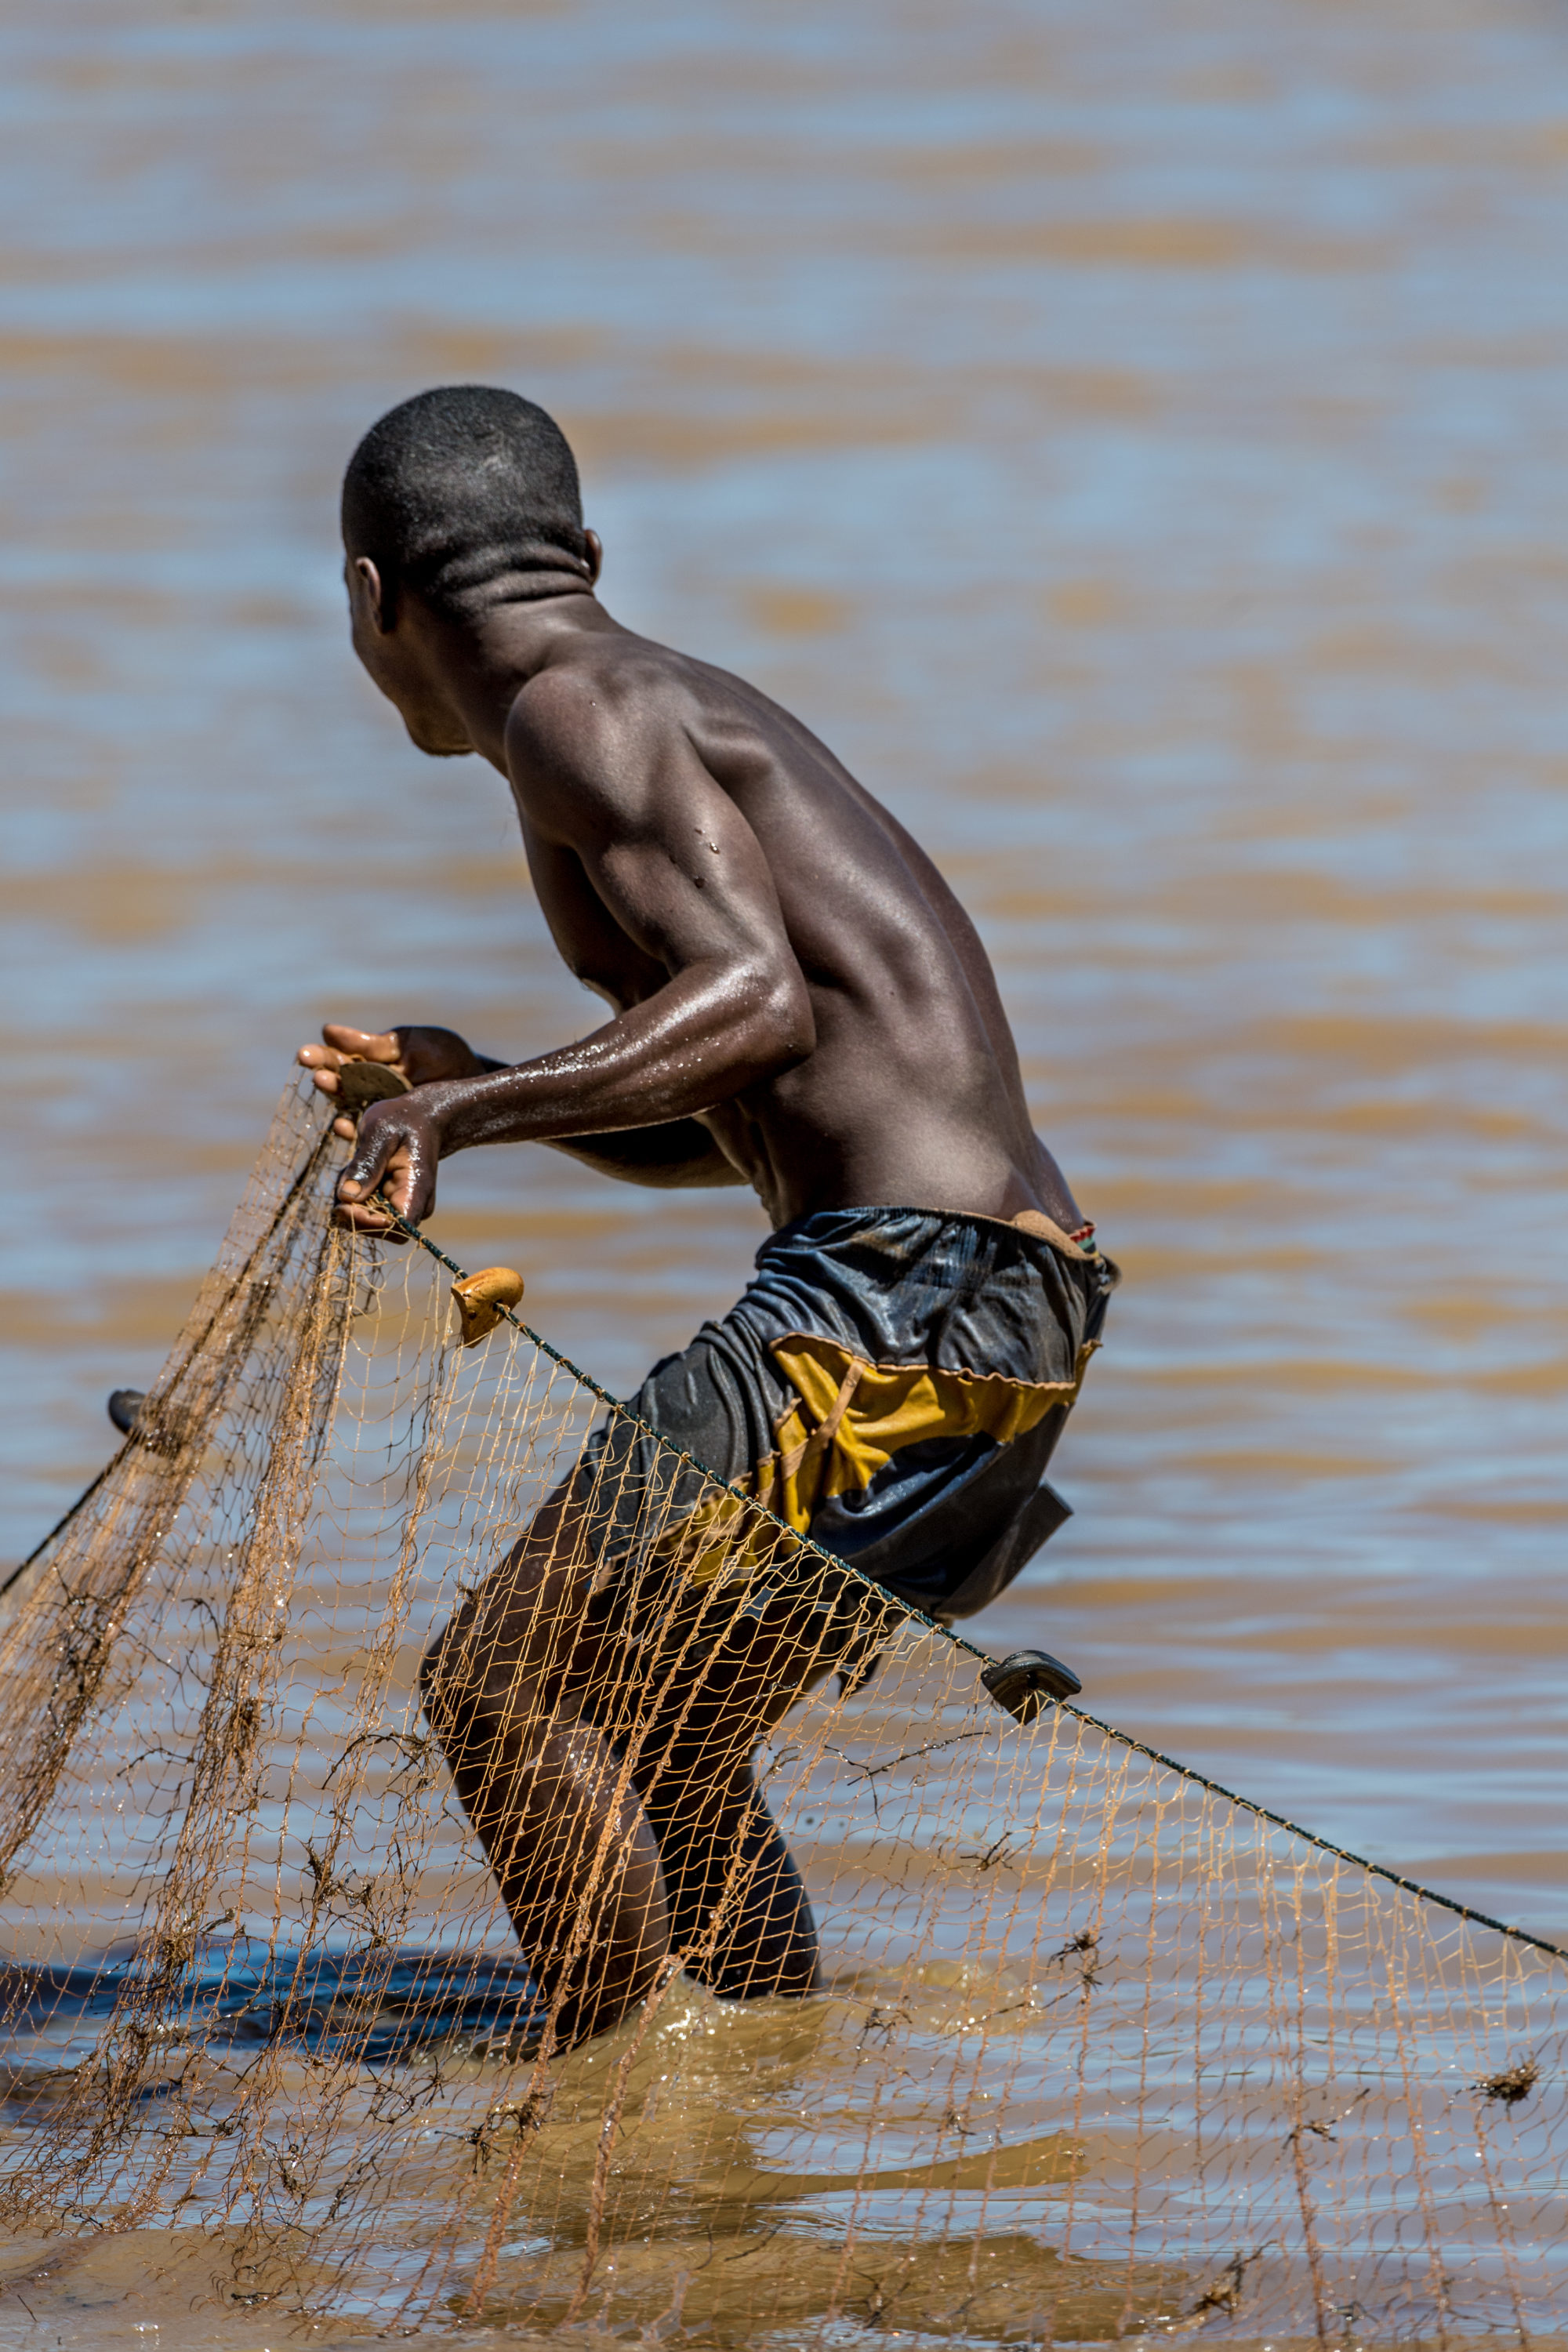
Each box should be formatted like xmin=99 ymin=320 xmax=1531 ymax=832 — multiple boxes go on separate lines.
xmin=642 ymin=1486 xmax=786 ymax=1591
xmin=760 ymin=1330 xmax=1088 ymax=1537
xmin=647 ymin=1330 xmax=1094 ymax=1586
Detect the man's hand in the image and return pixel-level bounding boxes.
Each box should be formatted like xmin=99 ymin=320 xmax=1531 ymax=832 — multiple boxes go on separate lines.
xmin=296 ymin=1023 xmax=492 ymax=1236
xmin=297 ymin=1022 xmax=487 ymax=1131
xmin=336 ymin=1087 xmax=449 ymax=1233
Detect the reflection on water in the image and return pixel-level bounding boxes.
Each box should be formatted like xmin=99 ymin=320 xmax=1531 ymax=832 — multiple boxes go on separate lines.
xmin=3 ymin=0 xmax=1568 ymax=2326
xmin=0 ymin=1941 xmax=544 ymax=2082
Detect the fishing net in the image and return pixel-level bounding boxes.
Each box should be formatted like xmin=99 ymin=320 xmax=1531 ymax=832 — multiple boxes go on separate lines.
xmin=0 ymin=1080 xmax=1563 ymax=2345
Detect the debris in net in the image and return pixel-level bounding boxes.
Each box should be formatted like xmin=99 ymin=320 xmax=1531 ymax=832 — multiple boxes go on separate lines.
xmin=1189 ymin=2247 xmax=1265 ymax=2321
xmin=1475 ymin=2056 xmax=1541 ymax=2107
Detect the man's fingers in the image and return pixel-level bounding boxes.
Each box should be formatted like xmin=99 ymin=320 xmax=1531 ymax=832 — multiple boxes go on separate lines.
xmin=339 ymin=1128 xmax=401 ymax=1206
xmin=333 ymin=1097 xmax=438 ymax=1231
xmin=302 ymin=1024 xmax=406 ymax=1109
xmin=332 ymin=1200 xmax=408 ymax=1242
xmin=339 ymin=1118 xmax=426 ymax=1218
xmin=322 ymin=1022 xmax=401 ymax=1065
xmin=333 ymin=1204 xmax=411 ymax=1242
xmin=296 ymin=1044 xmax=342 ymax=1089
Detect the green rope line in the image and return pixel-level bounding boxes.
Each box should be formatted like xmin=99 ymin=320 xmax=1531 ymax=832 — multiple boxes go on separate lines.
xmin=1062 ymin=1701 xmax=1568 ymax=1966
xmin=1 ymin=1454 xmax=126 ymax=1596
xmin=365 ymin=1189 xmax=1568 ymax=1971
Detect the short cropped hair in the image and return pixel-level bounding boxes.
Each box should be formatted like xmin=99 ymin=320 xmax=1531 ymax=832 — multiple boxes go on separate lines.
xmin=342 ymin=386 xmax=592 ymax=615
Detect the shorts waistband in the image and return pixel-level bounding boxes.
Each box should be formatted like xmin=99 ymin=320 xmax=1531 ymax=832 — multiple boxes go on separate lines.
xmin=760 ymin=1202 xmax=1102 ymax=1265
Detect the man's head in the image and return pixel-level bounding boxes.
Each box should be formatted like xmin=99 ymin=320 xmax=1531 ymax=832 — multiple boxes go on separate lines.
xmin=341 ymin=386 xmax=600 ymax=753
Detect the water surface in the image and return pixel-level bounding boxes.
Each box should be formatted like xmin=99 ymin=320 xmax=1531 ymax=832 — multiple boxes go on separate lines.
xmin=3 ymin=5 xmax=1568 ymax=2322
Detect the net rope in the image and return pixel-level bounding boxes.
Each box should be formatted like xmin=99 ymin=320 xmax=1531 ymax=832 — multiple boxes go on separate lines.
xmin=0 ymin=1080 xmax=1561 ymax=2344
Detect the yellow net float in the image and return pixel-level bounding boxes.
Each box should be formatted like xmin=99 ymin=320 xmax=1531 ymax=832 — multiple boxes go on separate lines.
xmin=450 ymin=1264 xmax=524 ymax=1346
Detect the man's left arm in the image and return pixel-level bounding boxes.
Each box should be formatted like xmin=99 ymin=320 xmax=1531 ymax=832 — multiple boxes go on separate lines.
xmin=542 ymin=1121 xmax=746 ymax=1189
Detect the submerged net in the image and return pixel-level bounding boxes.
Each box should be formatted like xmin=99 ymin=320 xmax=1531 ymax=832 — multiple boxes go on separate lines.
xmin=0 ymin=1080 xmax=1563 ymax=2345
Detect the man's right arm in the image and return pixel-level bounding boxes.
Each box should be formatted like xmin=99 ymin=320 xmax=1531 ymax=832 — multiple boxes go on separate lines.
xmin=297 ymin=1024 xmax=745 ymax=1190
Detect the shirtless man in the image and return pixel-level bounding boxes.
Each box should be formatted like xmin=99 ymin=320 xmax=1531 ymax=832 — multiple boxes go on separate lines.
xmin=300 ymin=387 xmax=1116 ymax=2048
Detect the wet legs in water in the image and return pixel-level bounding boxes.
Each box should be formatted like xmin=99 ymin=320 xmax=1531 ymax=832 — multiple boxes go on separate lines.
xmin=419 ymin=1490 xmax=855 ymax=2043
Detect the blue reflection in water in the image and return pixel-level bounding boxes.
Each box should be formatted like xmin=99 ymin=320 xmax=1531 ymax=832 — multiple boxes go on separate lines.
xmin=0 ymin=1938 xmax=543 ymax=2074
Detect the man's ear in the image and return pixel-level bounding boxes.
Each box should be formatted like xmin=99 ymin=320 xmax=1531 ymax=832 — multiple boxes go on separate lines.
xmin=583 ymin=530 xmax=603 ymax=588
xmin=353 ymin=555 xmax=392 ymax=633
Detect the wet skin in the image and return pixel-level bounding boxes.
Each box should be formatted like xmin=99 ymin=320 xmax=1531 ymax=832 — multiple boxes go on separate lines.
xmin=299 ymin=533 xmax=1084 ymax=2043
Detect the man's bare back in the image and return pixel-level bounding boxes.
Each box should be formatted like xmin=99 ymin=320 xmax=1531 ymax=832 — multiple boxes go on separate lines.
xmin=299 ymin=388 xmax=1109 ymax=2049
xmin=307 ymin=428 xmax=1078 ymax=1236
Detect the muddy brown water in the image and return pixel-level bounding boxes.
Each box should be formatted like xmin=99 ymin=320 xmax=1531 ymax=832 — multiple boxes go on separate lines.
xmin=3 ymin=0 xmax=1568 ymax=2339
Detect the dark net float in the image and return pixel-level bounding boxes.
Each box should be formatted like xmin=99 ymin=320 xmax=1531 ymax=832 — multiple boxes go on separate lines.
xmin=0 ymin=1077 xmax=1562 ymax=2342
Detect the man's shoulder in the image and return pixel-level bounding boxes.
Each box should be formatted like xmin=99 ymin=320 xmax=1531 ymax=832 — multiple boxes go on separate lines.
xmin=503 ymin=636 xmax=701 ymax=777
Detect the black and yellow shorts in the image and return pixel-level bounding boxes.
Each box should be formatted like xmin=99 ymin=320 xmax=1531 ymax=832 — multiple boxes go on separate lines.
xmin=575 ymin=1204 xmax=1118 ymax=1631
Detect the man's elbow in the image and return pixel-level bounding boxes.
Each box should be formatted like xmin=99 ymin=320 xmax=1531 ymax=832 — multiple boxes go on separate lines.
xmin=731 ymin=964 xmax=815 ymax=1081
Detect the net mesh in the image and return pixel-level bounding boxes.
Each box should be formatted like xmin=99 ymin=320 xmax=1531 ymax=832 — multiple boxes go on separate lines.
xmin=0 ymin=1081 xmax=1562 ymax=2344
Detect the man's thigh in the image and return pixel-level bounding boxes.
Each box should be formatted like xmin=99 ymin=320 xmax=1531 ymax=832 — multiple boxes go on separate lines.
xmin=457 ymin=1312 xmax=898 ymax=1765
xmin=581 ymin=1559 xmax=898 ymax=1794
xmin=426 ymin=1475 xmax=617 ymax=1723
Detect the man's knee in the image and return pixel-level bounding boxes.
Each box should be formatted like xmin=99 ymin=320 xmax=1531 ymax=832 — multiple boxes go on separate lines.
xmin=419 ymin=1602 xmax=518 ymax=1722
xmin=419 ymin=1610 xmax=478 ymax=1747
xmin=419 ymin=1552 xmax=579 ymax=1748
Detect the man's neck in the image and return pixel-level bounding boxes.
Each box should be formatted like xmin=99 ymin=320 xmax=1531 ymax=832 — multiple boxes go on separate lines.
xmin=433 ymin=590 xmax=620 ymax=771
